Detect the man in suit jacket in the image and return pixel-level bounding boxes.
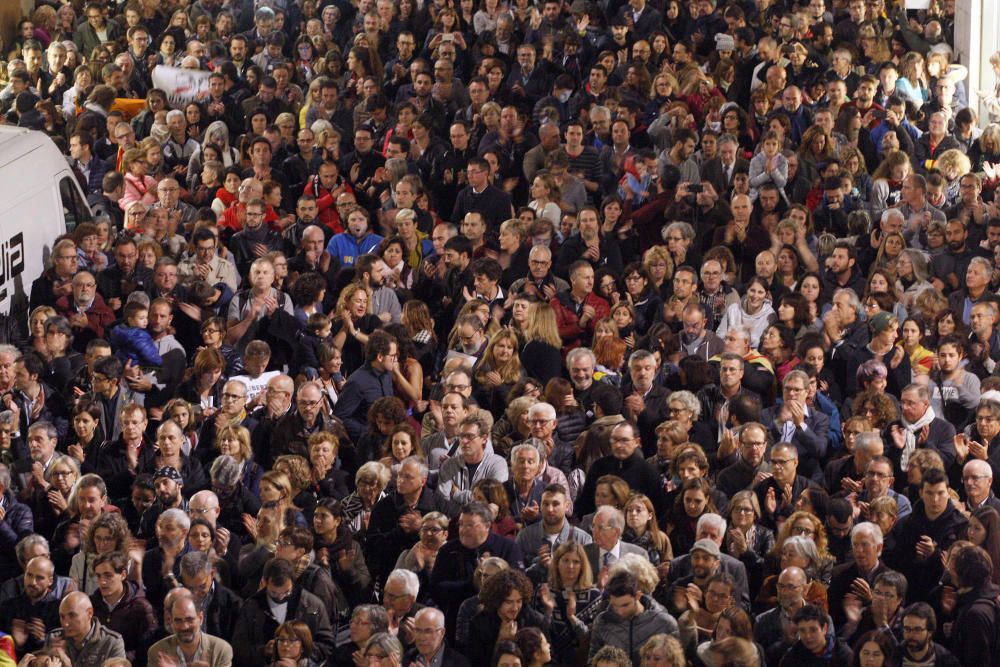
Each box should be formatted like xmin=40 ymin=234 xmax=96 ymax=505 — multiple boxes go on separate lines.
xmin=827 ymin=522 xmax=896 ymax=628
xmin=667 ymin=514 xmax=751 ymax=611
xmin=701 ymin=134 xmax=749 ymax=196
xmin=761 ymin=370 xmax=829 ymax=482
xmin=614 ymin=0 xmax=663 ymax=40
xmin=584 ymin=506 xmax=649 ymax=576
xmin=406 ymin=607 xmax=471 ymax=667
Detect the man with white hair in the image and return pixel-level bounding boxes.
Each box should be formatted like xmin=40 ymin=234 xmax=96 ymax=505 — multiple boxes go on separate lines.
xmin=828 ymin=522 xmax=896 ymax=627
xmin=948 ymin=256 xmax=994 ymax=325
xmin=368 ymin=457 xmax=460 ymax=584
xmin=665 ymin=513 xmax=751 ymax=610
xmin=962 ymin=458 xmax=1000 ymax=512
xmin=524 ymin=402 xmax=576 ymax=474
xmin=406 ymin=607 xmax=469 ymax=667
xmin=566 ymin=347 xmax=596 ymax=415
xmin=583 ymin=506 xmax=649 ymax=575
xmin=382 ymin=569 xmax=423 ymax=643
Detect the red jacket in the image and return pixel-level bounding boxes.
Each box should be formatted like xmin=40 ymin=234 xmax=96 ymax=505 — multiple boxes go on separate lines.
xmin=549 ymin=291 xmax=610 ymax=353
xmin=55 ymin=293 xmax=115 ymax=341
xmin=303 ymin=177 xmax=354 ymax=235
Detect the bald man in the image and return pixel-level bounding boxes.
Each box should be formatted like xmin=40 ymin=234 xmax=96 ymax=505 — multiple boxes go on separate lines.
xmin=53 ymin=590 xmax=126 ymax=664
xmin=4 ymin=556 xmax=60 ymax=653
xmin=407 ymin=607 xmax=469 ymax=667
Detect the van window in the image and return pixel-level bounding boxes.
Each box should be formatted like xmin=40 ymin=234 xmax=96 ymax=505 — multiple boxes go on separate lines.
xmin=58 ymin=176 xmax=91 ymax=233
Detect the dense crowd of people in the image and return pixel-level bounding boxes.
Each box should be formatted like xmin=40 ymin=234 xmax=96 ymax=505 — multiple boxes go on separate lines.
xmin=0 ymin=0 xmax=999 ymax=665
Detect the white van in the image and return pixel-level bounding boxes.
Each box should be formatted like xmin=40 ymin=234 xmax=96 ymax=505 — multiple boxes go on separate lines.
xmin=0 ymin=126 xmax=92 ymax=319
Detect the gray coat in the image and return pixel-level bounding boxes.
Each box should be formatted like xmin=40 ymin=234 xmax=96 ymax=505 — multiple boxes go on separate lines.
xmin=589 ymin=595 xmax=679 ymax=664
xmin=437 ymin=452 xmax=509 ymax=504
xmin=516 ymin=520 xmax=592 ymax=581
xmin=50 ymin=620 xmax=126 ymax=667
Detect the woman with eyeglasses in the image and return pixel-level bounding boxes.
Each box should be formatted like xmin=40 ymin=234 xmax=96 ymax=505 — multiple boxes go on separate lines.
xmin=394 ymin=511 xmax=449 ymax=601
xmin=766 ymin=509 xmax=835 ymax=580
xmin=341 ymin=461 xmax=391 ymax=537
xmin=330 ymin=606 xmax=388 ymax=667
xmin=26 ymin=454 xmax=79 ymax=539
xmin=198 ymin=316 xmax=244 ymax=378
xmin=756 ymin=534 xmax=829 ymax=615
xmin=71 ymin=512 xmax=134 ymax=595
xmin=724 ymin=490 xmax=775 ymax=597
xmin=267 ymin=620 xmax=315 ymax=667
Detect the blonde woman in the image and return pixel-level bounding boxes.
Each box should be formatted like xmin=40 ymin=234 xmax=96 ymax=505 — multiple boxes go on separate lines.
xmin=521 ymin=302 xmax=562 ymax=384
xmin=642 ymin=246 xmax=674 ymax=298
xmin=528 ymin=174 xmax=562 ymax=226
xmin=935 ymin=149 xmax=972 ymax=205
xmin=474 ymin=329 xmax=525 ymax=416
xmin=534 ymin=541 xmax=603 ymax=663
xmin=978 ymin=52 xmax=1000 ymax=124
xmin=330 ymin=282 xmax=380 ymax=376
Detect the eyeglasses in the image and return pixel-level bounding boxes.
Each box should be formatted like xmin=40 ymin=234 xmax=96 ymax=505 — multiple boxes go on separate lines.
xmin=276 ymin=638 xmax=301 ymax=645
xmin=865 ymin=471 xmax=890 ymax=480
xmin=770 ymin=458 xmax=795 ymax=466
xmin=298 ymin=398 xmax=321 ymax=407
xmin=458 ymin=432 xmax=482 ymax=441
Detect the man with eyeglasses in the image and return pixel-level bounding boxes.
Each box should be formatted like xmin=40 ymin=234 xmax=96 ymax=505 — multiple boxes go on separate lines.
xmin=575 ymin=421 xmax=664 ymax=519
xmin=30 ymin=239 xmax=78 ymax=312
xmin=508 ymin=245 xmax=568 ymax=299
xmin=762 ymin=370 xmax=829 ymax=482
xmin=855 ymin=455 xmax=912 ymax=520
xmin=752 ymin=566 xmax=819 ymax=663
xmin=898 ymin=602 xmax=958 ymax=666
xmin=405 ymin=607 xmax=468 ymax=667
xmin=178 ymin=227 xmax=240 ymax=293
xmin=717 ymin=422 xmax=771 ymax=497
xmin=148 ymin=594 xmax=233 ymax=667
xmin=961 ymin=459 xmax=1000 ymax=512
xmin=437 ymin=413 xmax=509 ymax=504
xmin=368 ymin=457 xmax=459 ymax=584
xmin=753 ymin=441 xmax=819 ymax=528
xmin=430 ymin=501 xmax=523 ymax=633
xmin=450 ymin=156 xmax=514 ymax=230
xmin=54 ymin=271 xmax=114 ymax=354
xmin=272 ymin=380 xmax=348 ymax=463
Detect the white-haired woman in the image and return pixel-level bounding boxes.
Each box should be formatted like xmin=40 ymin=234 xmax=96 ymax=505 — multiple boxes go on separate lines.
xmin=186 ymin=120 xmax=240 ymax=191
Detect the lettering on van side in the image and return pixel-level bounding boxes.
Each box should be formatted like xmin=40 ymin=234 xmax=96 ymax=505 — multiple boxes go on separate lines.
xmin=0 ymin=233 xmax=25 ymax=302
